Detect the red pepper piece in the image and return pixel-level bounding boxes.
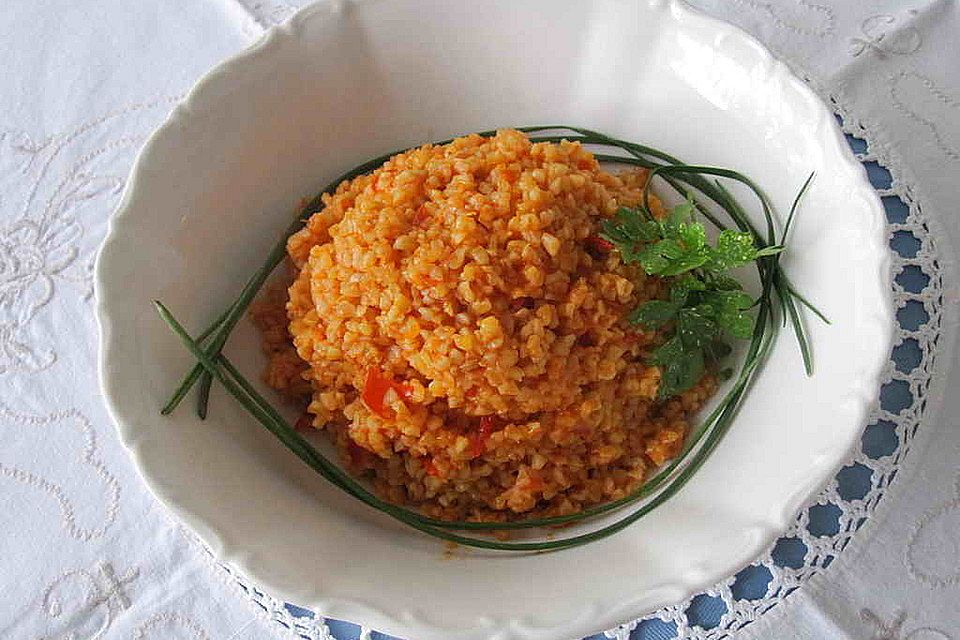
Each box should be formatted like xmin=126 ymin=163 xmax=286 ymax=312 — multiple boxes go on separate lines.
xmin=362 ymin=369 xmax=414 ymax=418
xmin=525 ymin=473 xmax=545 ymax=492
xmin=470 ymin=415 xmax=498 ymax=458
xmin=413 ymin=203 xmax=430 ymax=226
xmin=362 ymin=369 xmax=393 ymax=417
xmin=586 ymin=235 xmax=614 ymax=253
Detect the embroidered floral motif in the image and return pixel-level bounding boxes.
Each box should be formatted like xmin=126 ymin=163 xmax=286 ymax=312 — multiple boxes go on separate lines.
xmin=132 ymin=612 xmax=211 ymax=640
xmin=850 ymin=13 xmax=922 ymax=57
xmin=0 ymin=217 xmax=81 ymax=372
xmin=906 ymin=474 xmax=960 ymax=587
xmin=727 ymin=0 xmax=835 ymax=37
xmin=0 ymin=403 xmax=120 ymax=541
xmin=39 ymin=561 xmax=139 ymax=640
xmin=860 ymin=609 xmax=952 ymax=640
xmin=890 ymin=72 xmax=960 ymax=162
xmin=0 ymin=97 xmax=178 ymax=374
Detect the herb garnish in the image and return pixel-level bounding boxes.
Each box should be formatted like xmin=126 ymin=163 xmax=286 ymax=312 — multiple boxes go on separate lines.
xmin=601 ymin=199 xmax=783 ymax=398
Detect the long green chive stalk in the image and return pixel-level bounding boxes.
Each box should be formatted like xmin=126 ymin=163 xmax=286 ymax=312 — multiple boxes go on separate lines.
xmin=155 ymin=126 xmax=822 ymax=550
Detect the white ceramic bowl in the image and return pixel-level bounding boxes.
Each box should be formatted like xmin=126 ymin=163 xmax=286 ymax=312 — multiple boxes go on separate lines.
xmin=96 ymin=1 xmax=893 ymax=638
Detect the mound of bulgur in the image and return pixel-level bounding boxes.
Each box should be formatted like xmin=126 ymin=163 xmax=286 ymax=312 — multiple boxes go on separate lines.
xmin=254 ymin=129 xmax=715 ymax=521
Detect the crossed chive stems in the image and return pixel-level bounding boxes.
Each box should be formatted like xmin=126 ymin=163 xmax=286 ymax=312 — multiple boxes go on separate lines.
xmin=155 ymin=126 xmax=824 ymax=551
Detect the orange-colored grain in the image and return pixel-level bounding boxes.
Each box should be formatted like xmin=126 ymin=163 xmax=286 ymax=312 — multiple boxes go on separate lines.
xmin=256 ymin=130 xmax=715 ymax=521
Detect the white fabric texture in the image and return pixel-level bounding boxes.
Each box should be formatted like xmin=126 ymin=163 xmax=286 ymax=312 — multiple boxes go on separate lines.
xmin=0 ymin=1 xmax=957 ymax=639
xmin=0 ymin=3 xmax=332 ymax=639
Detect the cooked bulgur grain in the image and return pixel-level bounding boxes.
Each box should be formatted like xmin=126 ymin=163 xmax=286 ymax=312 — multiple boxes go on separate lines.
xmin=254 ymin=130 xmax=715 ymax=521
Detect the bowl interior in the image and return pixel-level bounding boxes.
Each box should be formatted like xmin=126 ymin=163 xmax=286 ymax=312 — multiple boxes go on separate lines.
xmin=97 ymin=1 xmax=891 ymax=638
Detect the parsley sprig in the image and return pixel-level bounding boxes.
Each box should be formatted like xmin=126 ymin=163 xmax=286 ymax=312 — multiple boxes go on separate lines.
xmin=601 ymin=199 xmax=783 ymax=398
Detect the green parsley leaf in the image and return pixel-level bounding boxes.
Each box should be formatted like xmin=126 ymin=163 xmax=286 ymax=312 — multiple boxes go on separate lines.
xmin=664 ymin=197 xmax=696 ymax=229
xmin=676 ymin=222 xmax=707 ymax=252
xmin=703 ymin=230 xmax=759 ymax=272
xmin=677 ymin=308 xmax=717 ymax=349
xmin=651 ymin=337 xmax=705 ymax=399
xmin=701 ymin=272 xmax=743 ymax=291
xmin=638 ymin=237 xmax=710 ymax=276
xmin=669 ymin=275 xmax=706 ymax=305
xmin=597 ymin=198 xmax=778 ymax=398
xmin=702 ymin=290 xmax=755 ymax=339
xmin=649 ymin=334 xmax=685 ymax=366
xmin=628 ymin=300 xmax=679 ymax=328
xmin=705 ymin=339 xmax=733 ymax=361
xmin=599 ymin=207 xmax=659 ymax=264
xmin=637 ymin=238 xmax=681 ymax=273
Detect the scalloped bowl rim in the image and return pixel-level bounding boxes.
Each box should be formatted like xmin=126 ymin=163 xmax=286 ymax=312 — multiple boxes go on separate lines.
xmin=95 ymin=1 xmax=894 ymax=639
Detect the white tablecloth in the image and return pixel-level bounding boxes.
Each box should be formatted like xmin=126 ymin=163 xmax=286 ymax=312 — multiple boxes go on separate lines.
xmin=1 ymin=1 xmax=957 ymax=639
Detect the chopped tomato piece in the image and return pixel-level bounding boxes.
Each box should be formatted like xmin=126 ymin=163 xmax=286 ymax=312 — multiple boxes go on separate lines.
xmin=498 ymin=165 xmax=519 ymax=182
xmin=362 ymin=368 xmax=414 ymax=418
xmin=586 ymin=235 xmax=614 ymax=253
xmin=478 ymin=415 xmax=497 ymax=436
xmin=521 ymin=472 xmax=545 ymax=492
xmin=469 ymin=438 xmax=484 ymax=458
xmin=413 ymin=203 xmax=430 ymax=226
xmin=362 ymin=369 xmax=393 ymax=417
xmin=470 ymin=415 xmax=498 ymax=458
xmin=424 ymin=459 xmax=441 ymax=477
